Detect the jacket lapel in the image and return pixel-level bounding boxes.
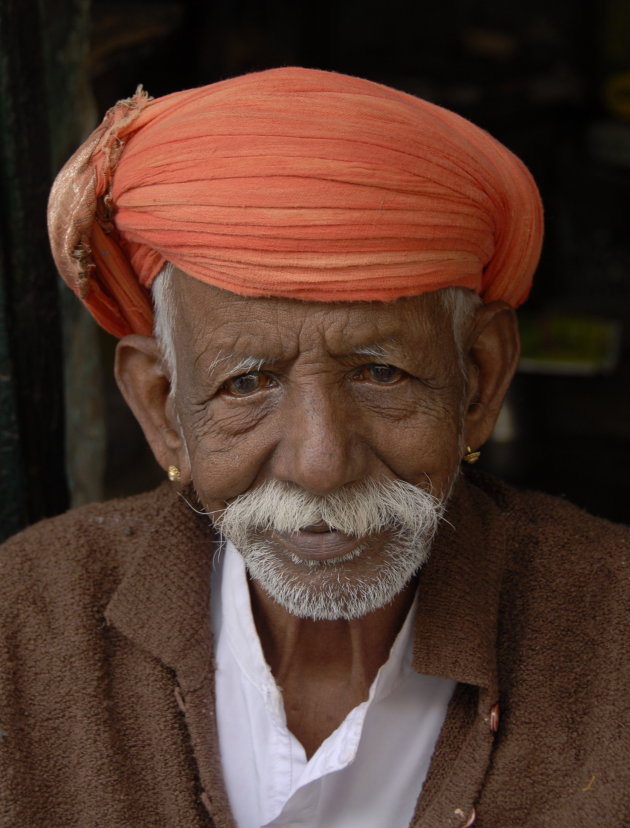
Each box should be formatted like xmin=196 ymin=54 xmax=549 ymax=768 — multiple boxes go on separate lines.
xmin=410 ymin=472 xmax=507 ymax=827
xmin=105 ymin=485 xmax=235 ymax=826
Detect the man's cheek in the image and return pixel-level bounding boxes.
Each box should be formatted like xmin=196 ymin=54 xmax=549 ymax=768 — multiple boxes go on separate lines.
xmin=185 ymin=392 xmax=278 ymax=440
xmin=365 ymin=413 xmax=461 ymax=478
xmin=185 ymin=426 xmax=277 ymax=508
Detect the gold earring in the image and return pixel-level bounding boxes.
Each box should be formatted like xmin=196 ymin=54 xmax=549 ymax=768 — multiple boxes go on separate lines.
xmin=167 ymin=465 xmax=181 ymax=482
xmin=462 ymin=446 xmax=481 ymax=464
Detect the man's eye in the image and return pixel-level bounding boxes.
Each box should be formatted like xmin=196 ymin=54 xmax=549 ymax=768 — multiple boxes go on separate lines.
xmin=221 ymin=372 xmax=272 ymax=396
xmin=356 ymin=363 xmax=405 ymax=384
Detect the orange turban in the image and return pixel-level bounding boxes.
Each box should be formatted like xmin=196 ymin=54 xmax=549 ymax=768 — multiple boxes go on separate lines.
xmin=48 ymin=67 xmax=543 ymax=337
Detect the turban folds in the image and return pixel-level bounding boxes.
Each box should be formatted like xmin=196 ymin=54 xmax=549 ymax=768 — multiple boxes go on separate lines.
xmin=48 ymin=67 xmax=543 ymax=337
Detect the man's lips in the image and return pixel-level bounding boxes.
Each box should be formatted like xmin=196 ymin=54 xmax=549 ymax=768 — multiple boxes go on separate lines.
xmin=270 ymin=523 xmax=362 ymax=561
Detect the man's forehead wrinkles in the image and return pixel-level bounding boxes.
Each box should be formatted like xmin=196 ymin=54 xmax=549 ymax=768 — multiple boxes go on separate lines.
xmin=321 ymin=313 xmax=416 ymax=354
xmin=185 ymin=313 xmax=281 ymax=357
xmin=176 ymin=286 xmax=445 ymax=376
xmin=288 ymin=304 xmax=397 ymax=347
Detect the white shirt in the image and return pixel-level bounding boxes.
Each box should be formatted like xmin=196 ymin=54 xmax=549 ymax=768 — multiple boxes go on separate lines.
xmin=212 ymin=542 xmax=455 ymax=828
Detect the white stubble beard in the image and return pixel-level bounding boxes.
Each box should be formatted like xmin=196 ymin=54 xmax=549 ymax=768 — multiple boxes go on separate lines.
xmin=213 ymin=478 xmax=447 ymax=621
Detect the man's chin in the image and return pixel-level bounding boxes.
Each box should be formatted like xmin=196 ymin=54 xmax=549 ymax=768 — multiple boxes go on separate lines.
xmin=237 ymin=534 xmax=429 ymax=622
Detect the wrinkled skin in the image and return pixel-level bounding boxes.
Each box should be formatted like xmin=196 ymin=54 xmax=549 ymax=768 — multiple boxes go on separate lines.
xmin=115 ymin=269 xmax=519 ymax=755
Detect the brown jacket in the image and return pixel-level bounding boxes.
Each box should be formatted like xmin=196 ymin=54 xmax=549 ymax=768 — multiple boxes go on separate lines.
xmin=0 ymin=472 xmax=628 ymax=827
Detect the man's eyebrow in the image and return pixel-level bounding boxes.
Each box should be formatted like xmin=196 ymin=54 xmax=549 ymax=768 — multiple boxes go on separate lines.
xmin=206 ymin=351 xmax=271 ymax=376
xmin=346 ymin=340 xmax=401 ymax=360
xmin=206 ymin=341 xmax=401 ymax=374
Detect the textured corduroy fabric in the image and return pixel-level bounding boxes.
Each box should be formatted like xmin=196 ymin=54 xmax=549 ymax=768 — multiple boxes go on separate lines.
xmin=0 ymin=472 xmax=628 ymax=827
xmin=47 ymin=67 xmax=543 ymax=337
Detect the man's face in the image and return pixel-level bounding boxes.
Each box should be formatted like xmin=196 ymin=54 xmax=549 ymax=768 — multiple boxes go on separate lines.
xmin=166 ymin=271 xmax=469 ymax=617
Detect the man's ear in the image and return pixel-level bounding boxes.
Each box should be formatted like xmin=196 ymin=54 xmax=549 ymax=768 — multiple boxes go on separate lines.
xmin=114 ymin=335 xmax=191 ymax=483
xmin=461 ymin=302 xmax=520 ymax=451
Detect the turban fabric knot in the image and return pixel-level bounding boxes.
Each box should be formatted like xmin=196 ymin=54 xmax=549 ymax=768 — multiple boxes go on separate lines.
xmin=48 ymin=67 xmax=544 ymax=337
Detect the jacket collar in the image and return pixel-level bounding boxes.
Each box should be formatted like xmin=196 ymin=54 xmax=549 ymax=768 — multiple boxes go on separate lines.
xmin=411 ymin=472 xmax=507 ymax=698
xmin=105 ymin=484 xmax=217 ymax=691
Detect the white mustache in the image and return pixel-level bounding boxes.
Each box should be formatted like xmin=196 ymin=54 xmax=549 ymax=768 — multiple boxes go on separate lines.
xmin=214 ymin=478 xmax=444 ymax=547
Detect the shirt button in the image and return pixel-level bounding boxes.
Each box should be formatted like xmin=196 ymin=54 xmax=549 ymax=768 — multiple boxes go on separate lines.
xmin=489 ymin=703 xmax=500 ymax=733
xmin=174 ymin=685 xmax=186 ymax=713
xmin=200 ymin=791 xmax=212 ymax=813
xmin=459 ymin=806 xmax=477 ymax=827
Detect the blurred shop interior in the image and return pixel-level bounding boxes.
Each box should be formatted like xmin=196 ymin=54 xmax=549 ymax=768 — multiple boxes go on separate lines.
xmin=1 ymin=0 xmax=629 ymax=541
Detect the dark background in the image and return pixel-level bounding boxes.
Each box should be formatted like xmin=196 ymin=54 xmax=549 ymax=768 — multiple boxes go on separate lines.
xmin=1 ymin=0 xmax=629 ymax=542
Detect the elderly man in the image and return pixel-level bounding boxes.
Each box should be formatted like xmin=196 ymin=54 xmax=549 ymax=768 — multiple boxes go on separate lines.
xmin=1 ymin=68 xmax=628 ymax=828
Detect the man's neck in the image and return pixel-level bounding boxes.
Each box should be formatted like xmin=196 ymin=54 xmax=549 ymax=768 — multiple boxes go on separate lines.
xmin=247 ymin=577 xmax=418 ymax=758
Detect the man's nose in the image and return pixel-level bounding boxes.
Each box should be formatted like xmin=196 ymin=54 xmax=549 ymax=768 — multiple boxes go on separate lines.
xmin=270 ymin=386 xmax=370 ymax=495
